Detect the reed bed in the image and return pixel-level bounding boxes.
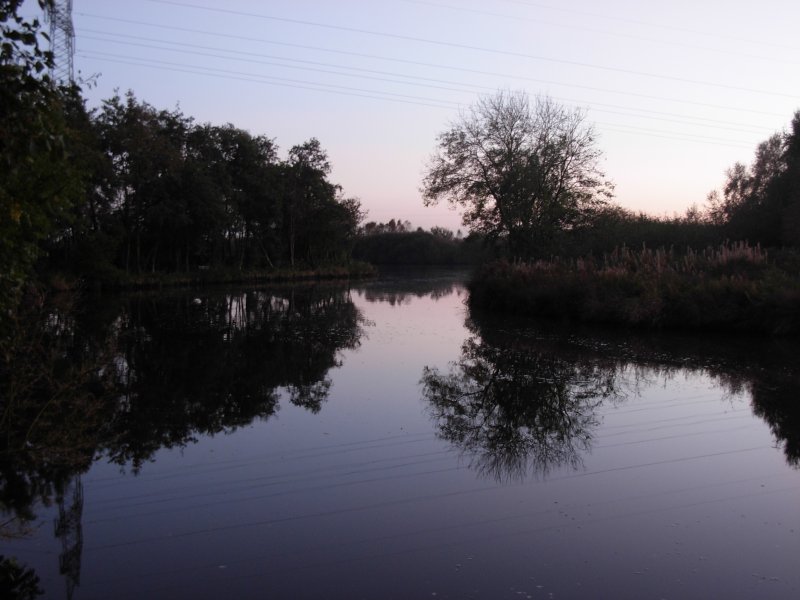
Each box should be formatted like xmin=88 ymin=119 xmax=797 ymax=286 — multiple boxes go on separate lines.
xmin=469 ymin=243 xmax=800 ymax=335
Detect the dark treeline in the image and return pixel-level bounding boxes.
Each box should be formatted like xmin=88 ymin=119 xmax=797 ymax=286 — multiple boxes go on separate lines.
xmin=353 ymin=220 xmax=489 ymax=265
xmin=51 ymin=91 xmax=364 ymax=279
xmin=353 ymin=210 xmax=722 ymax=266
xmin=555 ymin=206 xmax=723 ymax=257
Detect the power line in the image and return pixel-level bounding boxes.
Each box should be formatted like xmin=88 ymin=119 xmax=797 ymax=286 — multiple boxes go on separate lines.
xmin=76 ymin=52 xmax=457 ymax=110
xmin=82 ymin=444 xmax=768 ymax=552
xmin=84 ymin=412 xmax=757 ymax=519
xmin=77 ymin=51 xmax=758 ymax=149
xmin=77 ymin=29 xmax=773 ymax=136
xmin=494 ymin=0 xmax=800 ymax=52
xmin=140 ymin=0 xmax=797 ymax=99
xmin=75 ymin=13 xmax=787 ymax=119
xmin=597 ymin=123 xmax=751 ymax=149
xmin=400 ymin=0 xmax=800 ymax=67
xmin=79 ymin=29 xmax=487 ymax=92
xmin=78 ymin=34 xmax=490 ymax=97
xmin=83 ymin=478 xmax=798 ymax=596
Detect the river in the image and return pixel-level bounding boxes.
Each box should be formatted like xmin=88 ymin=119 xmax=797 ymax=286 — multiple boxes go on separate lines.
xmin=1 ymin=269 xmax=798 ymax=599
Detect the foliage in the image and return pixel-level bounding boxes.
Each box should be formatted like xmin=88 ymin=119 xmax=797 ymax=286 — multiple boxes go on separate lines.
xmin=34 ymin=91 xmax=367 ymax=280
xmin=354 ymin=228 xmax=487 ymax=265
xmin=0 ymin=0 xmax=88 ymax=329
xmin=469 ymin=242 xmax=800 ymax=335
xmin=0 ymin=556 xmax=42 ymax=600
xmin=3 ymin=7 xmax=367 ymax=295
xmin=706 ymin=111 xmax=800 ymax=246
xmin=422 ymin=90 xmax=613 ymax=258
xmin=360 ymin=218 xmax=413 ymax=235
xmin=558 ymin=204 xmax=723 ymax=258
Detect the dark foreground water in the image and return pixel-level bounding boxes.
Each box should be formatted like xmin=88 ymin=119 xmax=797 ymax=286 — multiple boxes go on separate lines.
xmin=1 ymin=270 xmax=798 ymax=599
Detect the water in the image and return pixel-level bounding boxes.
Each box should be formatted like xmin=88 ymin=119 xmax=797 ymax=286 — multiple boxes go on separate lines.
xmin=1 ymin=270 xmax=798 ymax=599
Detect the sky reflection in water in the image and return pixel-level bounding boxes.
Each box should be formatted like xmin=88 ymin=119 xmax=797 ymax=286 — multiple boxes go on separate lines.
xmin=1 ymin=271 xmax=798 ymax=599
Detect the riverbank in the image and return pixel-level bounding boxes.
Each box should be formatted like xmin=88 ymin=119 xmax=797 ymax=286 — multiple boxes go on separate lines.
xmin=468 ymin=243 xmax=800 ymax=335
xmin=44 ymin=262 xmax=378 ymax=292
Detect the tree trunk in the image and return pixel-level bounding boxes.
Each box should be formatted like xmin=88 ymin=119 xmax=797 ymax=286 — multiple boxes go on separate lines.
xmin=259 ymin=241 xmax=274 ymax=269
xmin=136 ymin=232 xmax=141 ymax=273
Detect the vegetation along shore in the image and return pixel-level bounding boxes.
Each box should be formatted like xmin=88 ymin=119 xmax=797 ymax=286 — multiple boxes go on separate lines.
xmin=420 ymin=91 xmax=800 ymax=335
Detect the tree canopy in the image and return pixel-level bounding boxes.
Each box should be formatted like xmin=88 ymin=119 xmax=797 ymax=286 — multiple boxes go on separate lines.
xmin=78 ymin=93 xmax=363 ymax=275
xmin=422 ymin=90 xmax=613 ymax=258
xmin=1 ymin=0 xmax=84 ymax=320
xmin=707 ymin=111 xmax=800 ymax=247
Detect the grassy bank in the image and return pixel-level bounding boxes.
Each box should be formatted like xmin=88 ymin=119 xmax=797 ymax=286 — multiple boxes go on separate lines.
xmin=469 ymin=243 xmax=800 ymax=335
xmin=45 ymin=262 xmax=377 ymax=292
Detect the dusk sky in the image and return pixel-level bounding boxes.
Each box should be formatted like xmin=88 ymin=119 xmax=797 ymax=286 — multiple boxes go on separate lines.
xmin=54 ymin=0 xmax=800 ymax=230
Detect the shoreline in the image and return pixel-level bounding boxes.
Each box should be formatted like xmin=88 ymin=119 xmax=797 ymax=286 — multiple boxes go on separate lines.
xmin=467 ymin=247 xmax=800 ymax=337
xmin=44 ymin=262 xmax=378 ymax=293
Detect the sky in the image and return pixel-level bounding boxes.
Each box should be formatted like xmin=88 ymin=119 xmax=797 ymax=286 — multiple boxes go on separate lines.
xmin=41 ymin=0 xmax=800 ymax=230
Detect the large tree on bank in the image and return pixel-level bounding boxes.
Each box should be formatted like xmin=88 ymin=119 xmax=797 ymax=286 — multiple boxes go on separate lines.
xmin=422 ymin=90 xmax=613 ymax=258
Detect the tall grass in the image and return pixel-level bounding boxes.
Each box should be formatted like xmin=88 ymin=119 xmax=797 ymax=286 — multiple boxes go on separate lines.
xmin=469 ymin=243 xmax=800 ymax=335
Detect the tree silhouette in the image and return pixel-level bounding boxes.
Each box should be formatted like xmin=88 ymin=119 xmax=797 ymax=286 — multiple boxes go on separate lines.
xmin=422 ymin=323 xmax=623 ymax=481
xmin=422 ymin=90 xmax=612 ymax=258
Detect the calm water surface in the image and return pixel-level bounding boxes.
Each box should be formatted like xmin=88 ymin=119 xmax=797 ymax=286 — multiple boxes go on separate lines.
xmin=1 ymin=270 xmax=798 ymax=599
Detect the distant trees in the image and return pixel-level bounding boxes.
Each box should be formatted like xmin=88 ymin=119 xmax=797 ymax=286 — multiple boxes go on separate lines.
xmin=360 ymin=218 xmax=413 ymax=235
xmin=556 ymin=205 xmax=722 ymax=257
xmin=707 ymin=111 xmax=800 ymax=247
xmin=353 ymin=222 xmax=487 ymax=265
xmin=422 ymin=90 xmax=613 ymax=259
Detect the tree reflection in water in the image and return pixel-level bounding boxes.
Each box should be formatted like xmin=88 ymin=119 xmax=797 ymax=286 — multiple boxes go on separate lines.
xmin=422 ymin=322 xmax=626 ymax=482
xmin=105 ymin=286 xmax=365 ymax=468
xmin=0 ymin=284 xmax=366 ymax=598
xmin=423 ymin=312 xmax=800 ymax=482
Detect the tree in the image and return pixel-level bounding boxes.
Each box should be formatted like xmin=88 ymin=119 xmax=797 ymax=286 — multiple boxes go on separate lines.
xmin=422 ymin=90 xmax=612 ymax=258
xmin=93 ymin=91 xmax=191 ymax=273
xmin=775 ymin=112 xmax=800 ymax=246
xmin=213 ymin=124 xmax=280 ymax=269
xmin=1 ymin=0 xmax=87 ymax=323
xmin=282 ymin=138 xmax=348 ymax=267
xmin=706 ymin=111 xmax=800 ymax=247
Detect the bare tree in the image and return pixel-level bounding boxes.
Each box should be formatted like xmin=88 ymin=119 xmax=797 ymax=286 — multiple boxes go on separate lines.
xmin=422 ymin=90 xmax=613 ymax=258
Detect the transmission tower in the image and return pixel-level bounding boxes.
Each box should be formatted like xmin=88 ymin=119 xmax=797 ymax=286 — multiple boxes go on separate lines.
xmin=45 ymin=0 xmax=75 ymax=84
xmin=55 ymin=475 xmax=84 ymax=600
